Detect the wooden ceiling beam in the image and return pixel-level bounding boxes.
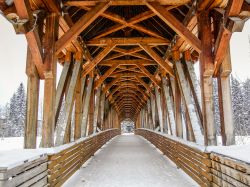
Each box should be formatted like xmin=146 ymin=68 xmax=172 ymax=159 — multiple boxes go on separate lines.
xmin=110 ymin=72 xmax=146 ymax=77
xmin=146 ymin=2 xmax=202 ymax=53
xmin=103 ymin=75 xmax=122 ymax=93
xmin=99 ymin=59 xmax=157 ymax=66
xmin=135 ymin=75 xmax=151 ymax=92
xmin=87 ymin=37 xmax=170 ymax=46
xmin=116 ymin=98 xmax=143 ymax=109
xmin=112 ymin=90 xmax=147 ymax=104
xmin=82 ymin=43 xmax=116 ymax=77
xmin=14 ymin=0 xmax=44 ymax=78
xmin=106 ymin=47 xmax=153 ymax=61
xmin=136 ymin=63 xmax=160 ymax=87
xmin=213 ymin=0 xmax=244 ymax=76
xmin=114 ymin=93 xmax=145 ymax=105
xmin=55 ymin=2 xmax=110 ymax=54
xmin=139 ymin=44 xmax=174 ymax=77
xmin=113 ymin=68 xmax=142 ymax=74
xmin=65 ymin=0 xmax=190 ymax=6
xmin=94 ymin=63 xmax=119 ymax=88
xmin=116 ymin=98 xmax=144 ymax=110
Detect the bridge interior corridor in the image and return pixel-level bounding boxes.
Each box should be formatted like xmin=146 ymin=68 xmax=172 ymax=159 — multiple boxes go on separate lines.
xmin=63 ymin=134 xmax=197 ymax=187
xmin=0 ymin=0 xmax=250 ymax=187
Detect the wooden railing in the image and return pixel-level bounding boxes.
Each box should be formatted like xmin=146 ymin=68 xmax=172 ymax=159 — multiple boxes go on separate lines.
xmin=210 ymin=152 xmax=250 ymax=187
xmin=135 ymin=128 xmax=250 ymax=187
xmin=0 ymin=129 xmax=120 ymax=187
xmin=0 ymin=155 xmax=48 ymax=187
xmin=48 ymin=129 xmax=120 ymax=186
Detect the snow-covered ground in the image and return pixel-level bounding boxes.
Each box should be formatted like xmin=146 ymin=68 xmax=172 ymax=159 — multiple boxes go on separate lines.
xmin=63 ymin=135 xmax=198 ymax=187
xmin=0 ymin=135 xmax=249 ymax=152
xmin=217 ymin=136 xmax=250 ymax=145
xmin=0 ymin=137 xmax=41 ymax=151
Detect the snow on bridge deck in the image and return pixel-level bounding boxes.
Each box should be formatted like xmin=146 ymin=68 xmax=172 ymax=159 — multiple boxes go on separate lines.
xmin=63 ymin=134 xmax=198 ymax=187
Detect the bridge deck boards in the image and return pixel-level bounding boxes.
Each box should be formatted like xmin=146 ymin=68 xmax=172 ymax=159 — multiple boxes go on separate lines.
xmin=63 ymin=134 xmax=198 ymax=187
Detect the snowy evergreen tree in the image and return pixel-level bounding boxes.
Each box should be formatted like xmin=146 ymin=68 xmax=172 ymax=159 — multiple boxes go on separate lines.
xmin=15 ymin=83 xmax=26 ymax=136
xmin=231 ymin=76 xmax=245 ymax=136
xmin=213 ymin=79 xmax=221 ymax=135
xmin=5 ymin=83 xmax=26 ymax=137
xmin=9 ymin=93 xmax=18 ymax=136
xmin=242 ymin=79 xmax=250 ymax=134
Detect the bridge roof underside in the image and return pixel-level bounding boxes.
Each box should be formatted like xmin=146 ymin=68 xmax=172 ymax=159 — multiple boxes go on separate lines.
xmin=0 ymin=0 xmax=235 ymax=121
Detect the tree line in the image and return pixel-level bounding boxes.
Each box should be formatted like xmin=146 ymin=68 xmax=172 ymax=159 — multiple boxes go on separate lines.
xmin=0 ymin=83 xmax=26 ymax=137
xmin=214 ymin=75 xmax=250 ymax=136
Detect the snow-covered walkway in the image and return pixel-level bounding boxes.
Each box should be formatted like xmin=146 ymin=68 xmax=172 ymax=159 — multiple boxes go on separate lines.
xmin=63 ymin=134 xmax=198 ymax=187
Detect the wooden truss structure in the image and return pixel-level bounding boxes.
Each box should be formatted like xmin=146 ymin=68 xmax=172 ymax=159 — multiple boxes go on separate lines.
xmin=0 ymin=0 xmax=249 ymax=147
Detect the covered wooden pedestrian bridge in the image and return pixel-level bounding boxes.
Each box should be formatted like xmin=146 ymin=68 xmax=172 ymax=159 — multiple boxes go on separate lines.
xmin=0 ymin=0 xmax=250 ymax=186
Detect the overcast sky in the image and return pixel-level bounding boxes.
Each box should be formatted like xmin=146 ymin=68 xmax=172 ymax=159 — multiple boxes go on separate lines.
xmin=0 ymin=16 xmax=250 ymax=106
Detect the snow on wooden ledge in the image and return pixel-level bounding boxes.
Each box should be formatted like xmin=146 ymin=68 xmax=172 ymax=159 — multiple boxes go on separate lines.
xmin=138 ymin=128 xmax=250 ymax=164
xmin=207 ymin=145 xmax=250 ymax=164
xmin=0 ymin=129 xmax=115 ymax=169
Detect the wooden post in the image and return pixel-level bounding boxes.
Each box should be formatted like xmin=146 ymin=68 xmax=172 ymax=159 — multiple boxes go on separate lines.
xmin=176 ymin=61 xmax=204 ymax=144
xmin=198 ymin=11 xmax=217 ymax=145
xmin=162 ymin=77 xmax=176 ymax=136
xmin=41 ymin=13 xmax=59 ymax=148
xmin=174 ymin=77 xmax=182 ymax=138
xmin=93 ymin=86 xmax=102 ymax=133
xmin=150 ymin=92 xmax=156 ymax=129
xmin=99 ymin=92 xmax=106 ymax=130
xmin=87 ymin=83 xmax=95 ymax=135
xmin=55 ymin=53 xmax=82 ymax=145
xmin=155 ymin=87 xmax=164 ymax=132
xmin=74 ymin=75 xmax=86 ymax=140
xmin=184 ymin=104 xmax=195 ymax=142
xmin=217 ymin=47 xmax=235 ymax=145
xmin=184 ymin=51 xmax=203 ymax=128
xmin=147 ymin=99 xmax=153 ymax=130
xmin=81 ymin=77 xmax=93 ymax=137
xmin=172 ymin=51 xmax=184 ymax=138
xmin=55 ymin=53 xmax=71 ymax=125
xmin=161 ymin=83 xmax=168 ymax=133
xmin=25 ymin=48 xmax=40 ymax=149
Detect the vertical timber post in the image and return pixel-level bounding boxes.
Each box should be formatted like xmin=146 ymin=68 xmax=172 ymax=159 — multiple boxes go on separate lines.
xmin=162 ymin=77 xmax=176 ymax=136
xmin=25 ymin=48 xmax=40 ymax=148
xmin=155 ymin=87 xmax=163 ymax=132
xmin=74 ymin=76 xmax=86 ymax=140
xmin=81 ymin=76 xmax=93 ymax=137
xmin=198 ymin=11 xmax=217 ymax=145
xmin=41 ymin=13 xmax=59 ymax=148
xmin=150 ymin=92 xmax=156 ymax=129
xmin=93 ymin=86 xmax=101 ymax=133
xmin=217 ymin=47 xmax=235 ymax=145
xmin=99 ymin=92 xmax=106 ymax=130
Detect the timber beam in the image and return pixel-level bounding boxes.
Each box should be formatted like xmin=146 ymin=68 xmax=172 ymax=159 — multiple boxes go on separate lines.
xmin=55 ymin=2 xmax=110 ymax=54
xmin=146 ymin=2 xmax=202 ymax=53
xmin=64 ymin=0 xmax=190 ymax=6
xmin=87 ymin=37 xmax=170 ymax=46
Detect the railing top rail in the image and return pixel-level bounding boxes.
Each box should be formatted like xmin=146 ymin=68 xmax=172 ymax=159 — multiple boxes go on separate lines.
xmin=0 ymin=129 xmax=119 ymax=170
xmin=136 ymin=128 xmax=250 ymax=165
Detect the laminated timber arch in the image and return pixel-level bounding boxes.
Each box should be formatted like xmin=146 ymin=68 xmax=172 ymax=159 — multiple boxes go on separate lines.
xmin=0 ymin=0 xmax=249 ymax=148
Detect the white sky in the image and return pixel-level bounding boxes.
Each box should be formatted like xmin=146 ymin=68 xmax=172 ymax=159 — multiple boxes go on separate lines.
xmin=0 ymin=15 xmax=250 ymax=106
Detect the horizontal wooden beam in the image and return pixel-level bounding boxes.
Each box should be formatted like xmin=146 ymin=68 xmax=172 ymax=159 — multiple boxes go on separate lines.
xmin=136 ymin=63 xmax=160 ymax=87
xmin=14 ymin=0 xmax=44 ymax=78
xmin=94 ymin=63 xmax=119 ymax=88
xmin=146 ymin=2 xmax=202 ymax=53
xmin=82 ymin=43 xmax=116 ymax=77
xmin=55 ymin=2 xmax=110 ymax=54
xmin=99 ymin=59 xmax=157 ymax=66
xmin=65 ymin=0 xmax=190 ymax=6
xmin=87 ymin=37 xmax=170 ymax=46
